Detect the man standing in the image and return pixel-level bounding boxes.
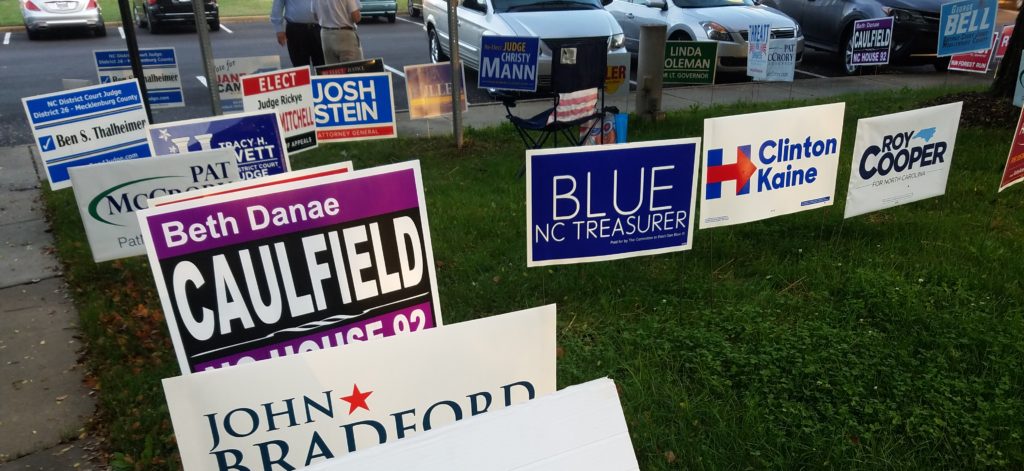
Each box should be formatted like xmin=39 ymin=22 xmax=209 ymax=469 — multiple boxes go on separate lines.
xmin=271 ymin=0 xmax=326 ymax=67
xmin=314 ymin=0 xmax=363 ymax=65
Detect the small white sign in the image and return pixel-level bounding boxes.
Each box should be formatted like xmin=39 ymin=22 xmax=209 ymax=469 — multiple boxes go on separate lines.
xmin=215 ymin=56 xmax=281 ymax=113
xmin=242 ymin=65 xmax=318 ymax=154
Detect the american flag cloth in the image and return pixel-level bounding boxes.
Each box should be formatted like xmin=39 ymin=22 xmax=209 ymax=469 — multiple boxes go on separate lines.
xmin=548 ymin=88 xmax=598 ymax=124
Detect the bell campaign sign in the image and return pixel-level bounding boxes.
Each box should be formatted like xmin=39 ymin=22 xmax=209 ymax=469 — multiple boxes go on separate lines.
xmin=22 ymin=79 xmax=152 ymax=190
xmin=69 ymin=149 xmax=240 ymax=263
xmin=138 ymin=161 xmax=441 ymax=373
xmin=527 ymin=139 xmax=700 ymax=266
xmin=938 ymin=0 xmax=997 ymax=56
xmin=478 ymin=36 xmax=540 ymax=92
xmin=844 ymin=102 xmax=962 ymax=218
xmin=700 ymin=103 xmax=844 ymax=228
xmin=162 ymin=304 xmax=555 ymax=470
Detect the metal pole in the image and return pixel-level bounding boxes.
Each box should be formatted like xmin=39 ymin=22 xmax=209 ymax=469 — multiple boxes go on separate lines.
xmin=635 ymin=24 xmax=666 ymax=121
xmin=192 ymin=0 xmax=221 ymax=115
xmin=117 ymin=0 xmax=152 ymax=123
xmin=446 ymin=0 xmax=464 ymax=148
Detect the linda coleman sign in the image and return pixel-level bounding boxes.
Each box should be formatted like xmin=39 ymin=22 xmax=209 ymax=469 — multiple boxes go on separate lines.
xmin=138 ymin=161 xmax=442 ymax=373
xmin=163 ymin=305 xmax=555 ymax=471
xmin=527 ymin=139 xmax=700 ymax=266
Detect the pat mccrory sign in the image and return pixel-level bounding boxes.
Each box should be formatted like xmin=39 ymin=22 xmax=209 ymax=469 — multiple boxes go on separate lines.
xmin=138 ymin=161 xmax=442 ymax=373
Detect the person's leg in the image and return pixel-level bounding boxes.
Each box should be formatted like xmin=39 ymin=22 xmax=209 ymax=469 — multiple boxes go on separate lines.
xmin=337 ymin=29 xmax=363 ymax=62
xmin=321 ymin=29 xmax=341 ymax=65
xmin=284 ymin=23 xmax=308 ymax=67
xmin=308 ymin=25 xmax=326 ymax=67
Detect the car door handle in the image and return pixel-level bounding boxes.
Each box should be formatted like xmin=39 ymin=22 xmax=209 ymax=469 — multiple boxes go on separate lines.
xmin=626 ymin=12 xmax=634 ymax=19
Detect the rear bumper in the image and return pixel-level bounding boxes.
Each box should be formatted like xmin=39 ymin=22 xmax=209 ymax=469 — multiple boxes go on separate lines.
xmin=24 ymin=11 xmax=102 ymax=30
xmin=362 ymin=2 xmax=398 ymax=15
xmin=146 ymin=6 xmax=219 ymax=24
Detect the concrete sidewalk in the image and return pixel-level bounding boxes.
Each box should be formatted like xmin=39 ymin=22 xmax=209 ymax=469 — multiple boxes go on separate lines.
xmin=395 ymin=71 xmax=991 ymax=137
xmin=0 ymin=146 xmax=99 ymax=469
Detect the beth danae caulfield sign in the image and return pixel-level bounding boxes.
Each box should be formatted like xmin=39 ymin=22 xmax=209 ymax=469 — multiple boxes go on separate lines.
xmin=138 ymin=161 xmax=442 ymax=373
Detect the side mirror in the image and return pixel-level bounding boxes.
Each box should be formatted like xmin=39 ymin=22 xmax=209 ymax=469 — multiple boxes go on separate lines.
xmin=645 ymin=0 xmax=668 ymax=9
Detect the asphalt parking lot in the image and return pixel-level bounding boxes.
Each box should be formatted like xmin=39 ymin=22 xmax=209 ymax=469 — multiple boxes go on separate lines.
xmin=0 ymin=10 xmax=1016 ymax=147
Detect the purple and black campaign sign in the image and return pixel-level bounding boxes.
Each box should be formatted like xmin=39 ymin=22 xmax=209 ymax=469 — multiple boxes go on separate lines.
xmin=146 ymin=111 xmax=290 ymax=180
xmin=137 ymin=161 xmax=442 ymax=374
xmin=851 ymin=18 xmax=893 ymax=66
xmin=527 ymin=139 xmax=701 ymax=267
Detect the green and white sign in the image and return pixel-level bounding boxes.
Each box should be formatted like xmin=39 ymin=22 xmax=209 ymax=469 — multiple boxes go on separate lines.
xmin=663 ymin=41 xmax=718 ymax=84
xmin=69 ymin=148 xmax=240 ymax=262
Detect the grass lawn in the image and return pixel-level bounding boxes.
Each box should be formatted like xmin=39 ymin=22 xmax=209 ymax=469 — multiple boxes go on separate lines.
xmin=1 ymin=0 xmax=274 ymax=27
xmin=43 ymin=87 xmax=1024 ymax=470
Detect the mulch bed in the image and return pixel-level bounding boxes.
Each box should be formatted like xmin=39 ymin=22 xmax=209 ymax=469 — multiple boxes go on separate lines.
xmin=922 ymin=91 xmax=1020 ymax=129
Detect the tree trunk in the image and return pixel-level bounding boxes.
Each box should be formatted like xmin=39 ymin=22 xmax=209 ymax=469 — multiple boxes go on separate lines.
xmin=991 ymin=8 xmax=1024 ymax=99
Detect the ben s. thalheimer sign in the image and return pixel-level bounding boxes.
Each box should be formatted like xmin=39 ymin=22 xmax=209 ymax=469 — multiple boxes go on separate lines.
xmin=138 ymin=161 xmax=441 ymax=373
xmin=937 ymin=0 xmax=997 ymax=56
xmin=478 ymin=35 xmax=540 ymax=92
xmin=701 ymin=103 xmax=844 ymax=228
xmin=69 ymin=148 xmax=240 ymax=263
xmin=312 ymin=72 xmax=397 ymax=142
xmin=22 ymin=79 xmax=152 ymax=190
xmin=844 ymin=102 xmax=962 ymax=218
xmin=162 ymin=304 xmax=555 ymax=471
xmin=528 ymin=139 xmax=700 ymax=266
xmin=242 ymin=66 xmax=318 ymax=154
xmin=147 ymin=111 xmax=290 ymax=180
xmin=94 ymin=48 xmax=185 ymax=108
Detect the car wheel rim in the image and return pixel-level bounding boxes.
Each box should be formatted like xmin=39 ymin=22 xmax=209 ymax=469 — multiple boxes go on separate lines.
xmin=430 ymin=33 xmax=438 ymax=62
xmin=844 ymin=36 xmax=856 ymax=74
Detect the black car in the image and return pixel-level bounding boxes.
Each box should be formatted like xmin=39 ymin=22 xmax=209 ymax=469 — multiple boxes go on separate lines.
xmin=760 ymin=0 xmax=946 ymax=73
xmin=133 ymin=0 xmax=219 ymax=34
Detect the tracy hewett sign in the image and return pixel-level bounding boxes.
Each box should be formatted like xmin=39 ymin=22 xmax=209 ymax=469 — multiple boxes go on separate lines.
xmin=22 ymin=79 xmax=152 ymax=190
xmin=138 ymin=161 xmax=441 ymax=373
xmin=69 ymin=149 xmax=240 ymax=263
xmin=242 ymin=66 xmax=318 ymax=154
xmin=162 ymin=304 xmax=555 ymax=471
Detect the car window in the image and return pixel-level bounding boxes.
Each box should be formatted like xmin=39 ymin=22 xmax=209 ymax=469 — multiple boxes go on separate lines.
xmin=491 ymin=0 xmax=603 ymax=13
xmin=462 ymin=0 xmax=488 ymax=12
xmin=672 ymin=0 xmax=752 ymax=7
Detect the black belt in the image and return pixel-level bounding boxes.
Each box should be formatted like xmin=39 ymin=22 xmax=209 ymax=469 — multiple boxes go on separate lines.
xmin=321 ymin=26 xmax=354 ymax=30
xmin=286 ymin=22 xmax=319 ymax=29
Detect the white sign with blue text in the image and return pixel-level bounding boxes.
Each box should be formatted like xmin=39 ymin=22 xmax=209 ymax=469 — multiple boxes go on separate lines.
xmin=938 ymin=0 xmax=997 ymax=56
xmin=746 ymin=23 xmax=771 ymax=80
xmin=312 ymin=72 xmax=397 ymax=142
xmin=22 ymin=79 xmax=152 ymax=190
xmin=478 ymin=36 xmax=540 ymax=92
xmin=760 ymin=38 xmax=796 ymax=82
xmin=146 ymin=111 xmax=291 ymax=180
xmin=844 ymin=102 xmax=962 ymax=218
xmin=527 ymin=139 xmax=701 ymax=267
xmin=700 ymin=103 xmax=845 ymax=228
xmin=94 ymin=48 xmax=185 ymax=108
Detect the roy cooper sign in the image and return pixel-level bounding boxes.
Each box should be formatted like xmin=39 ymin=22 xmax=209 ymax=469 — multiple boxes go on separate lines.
xmin=138 ymin=161 xmax=441 ymax=373
xmin=527 ymin=139 xmax=700 ymax=266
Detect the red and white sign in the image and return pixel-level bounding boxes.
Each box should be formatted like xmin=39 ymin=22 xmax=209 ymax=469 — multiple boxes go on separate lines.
xmin=242 ymin=66 xmax=318 ymax=154
xmin=995 ymin=25 xmax=1013 ymax=60
xmin=999 ymin=107 xmax=1024 ymax=192
xmin=949 ymin=34 xmax=996 ymax=74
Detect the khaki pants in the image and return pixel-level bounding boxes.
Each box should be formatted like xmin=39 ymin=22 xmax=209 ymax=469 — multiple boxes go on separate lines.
xmin=321 ymin=28 xmax=362 ymax=64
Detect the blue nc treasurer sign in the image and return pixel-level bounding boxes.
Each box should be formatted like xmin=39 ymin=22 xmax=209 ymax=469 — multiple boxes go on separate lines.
xmin=148 ymin=112 xmax=290 ymax=180
xmin=938 ymin=0 xmax=997 ymax=56
xmin=478 ymin=36 xmax=540 ymax=92
xmin=527 ymin=139 xmax=701 ymax=267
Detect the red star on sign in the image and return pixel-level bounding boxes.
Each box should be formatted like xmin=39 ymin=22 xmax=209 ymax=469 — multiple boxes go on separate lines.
xmin=340 ymin=384 xmax=373 ymax=414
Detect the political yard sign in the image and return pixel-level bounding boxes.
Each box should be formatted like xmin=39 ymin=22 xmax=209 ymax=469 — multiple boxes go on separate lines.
xmin=149 ymin=162 xmax=354 ymax=208
xmin=844 ymin=102 xmax=962 ymax=218
xmin=162 ymin=304 xmax=554 ymax=470
xmin=147 ymin=111 xmax=290 ymax=180
xmin=68 ymin=149 xmax=240 ymax=262
xmin=851 ymin=18 xmax=893 ymax=66
xmin=1015 ymin=51 xmax=1024 ymax=108
xmin=22 ymin=79 xmax=152 ymax=190
xmin=999 ymin=107 xmax=1024 ymax=192
xmin=938 ymin=0 xmax=997 ymax=56
xmin=700 ymin=103 xmax=844 ymax=228
xmin=312 ymin=73 xmax=397 ymax=143
xmin=137 ymin=161 xmax=441 ymax=373
xmin=215 ymin=56 xmax=281 ymax=113
xmin=527 ymin=139 xmax=700 ymax=266
xmin=405 ymin=62 xmax=469 ymax=120
xmin=746 ymin=23 xmax=771 ymax=80
xmin=663 ymin=41 xmax=717 ymax=85
xmin=242 ymin=66 xmax=318 ymax=154
xmin=94 ymin=48 xmax=185 ymax=108
xmin=315 ymin=58 xmax=387 ymax=76
xmin=761 ymin=38 xmax=796 ymax=82
xmin=995 ymin=25 xmax=1013 ymax=60
xmin=948 ymin=33 xmax=996 ymax=73
xmin=478 ymin=36 xmax=540 ymax=92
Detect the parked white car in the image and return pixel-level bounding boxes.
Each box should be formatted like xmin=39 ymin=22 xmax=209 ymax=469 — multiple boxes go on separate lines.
xmin=606 ymin=0 xmax=804 ymax=74
xmin=423 ymin=0 xmax=628 ymax=88
xmin=21 ymin=0 xmax=105 ymax=40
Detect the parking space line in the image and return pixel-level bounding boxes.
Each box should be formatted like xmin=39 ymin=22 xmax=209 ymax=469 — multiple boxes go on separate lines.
xmin=196 ymin=76 xmax=208 ymax=87
xmin=220 ymin=24 xmax=233 ymax=34
xmin=384 ymin=65 xmax=406 ymax=79
xmin=795 ymin=69 xmax=828 ymax=78
xmin=396 ymin=16 xmax=422 ymax=26
xmin=3 ymin=32 xmax=10 ymax=45
xmin=118 ymin=26 xmax=125 ymax=39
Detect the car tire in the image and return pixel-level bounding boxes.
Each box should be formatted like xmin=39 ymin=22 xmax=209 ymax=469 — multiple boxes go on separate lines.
xmin=94 ymin=23 xmax=107 ymax=37
xmin=428 ymin=26 xmax=448 ymax=63
xmin=409 ymin=1 xmax=419 ymax=17
xmin=148 ymin=12 xmax=162 ymax=34
xmin=933 ymin=57 xmax=950 ymax=72
xmin=839 ymin=27 xmax=859 ymax=75
xmin=387 ymin=13 xmax=396 ymax=23
xmin=26 ymin=27 xmax=41 ymax=40
xmin=209 ymin=21 xmax=220 ymax=31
